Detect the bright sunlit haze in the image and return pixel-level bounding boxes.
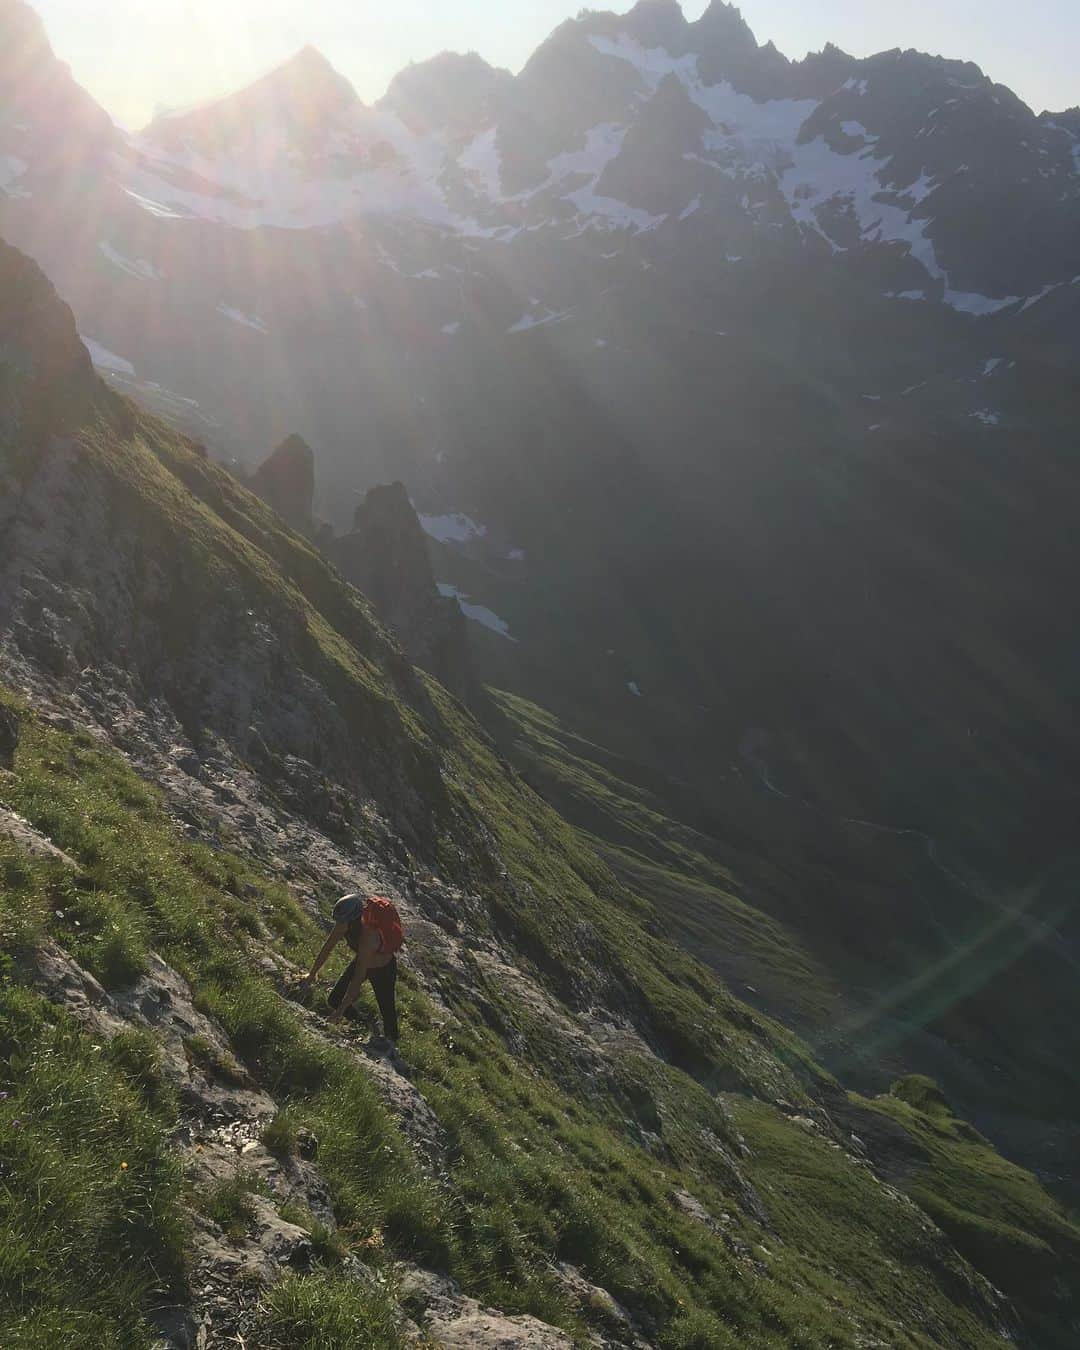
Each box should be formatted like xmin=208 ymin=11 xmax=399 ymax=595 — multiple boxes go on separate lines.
xmin=33 ymin=0 xmax=1080 ymax=129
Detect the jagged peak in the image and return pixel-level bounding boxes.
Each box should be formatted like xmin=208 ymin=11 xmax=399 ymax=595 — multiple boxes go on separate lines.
xmin=245 ymin=44 xmax=358 ymax=107
xmin=382 ymin=50 xmax=512 ymax=131
xmin=143 ymin=43 xmax=359 ymax=141
xmin=624 ymin=0 xmax=688 ymax=48
xmin=693 ymin=1 xmax=758 ymax=48
xmin=0 ymin=0 xmax=50 ymax=51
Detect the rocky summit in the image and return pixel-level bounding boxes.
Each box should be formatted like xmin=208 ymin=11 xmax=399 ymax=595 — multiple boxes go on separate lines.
xmin=2 ymin=3 xmax=1080 ymax=1348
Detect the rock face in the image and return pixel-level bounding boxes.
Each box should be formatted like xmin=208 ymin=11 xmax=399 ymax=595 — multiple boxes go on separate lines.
xmin=0 ymin=239 xmax=95 ymax=447
xmin=329 ymin=482 xmax=476 ymax=705
xmin=248 ymin=434 xmax=316 ymax=536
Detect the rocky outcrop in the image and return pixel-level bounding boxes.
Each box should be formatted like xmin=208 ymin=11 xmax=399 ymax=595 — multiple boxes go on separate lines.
xmin=0 ymin=238 xmax=95 ymax=447
xmin=400 ymin=1268 xmax=577 ymax=1349
xmin=329 ymin=482 xmax=476 ymax=705
xmin=249 ymin=433 xmax=317 ymax=536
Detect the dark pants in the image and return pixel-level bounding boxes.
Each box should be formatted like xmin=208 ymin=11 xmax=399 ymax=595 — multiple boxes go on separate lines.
xmin=328 ymin=957 xmax=399 ymax=1042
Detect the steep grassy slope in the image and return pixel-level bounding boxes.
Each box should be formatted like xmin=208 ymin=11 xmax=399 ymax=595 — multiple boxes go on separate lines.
xmin=4 ymin=691 xmax=1066 ymax=1350
xmin=2 ymin=243 xmax=1078 ymax=1346
xmin=489 ymin=688 xmax=1080 ymax=1206
xmin=487 ymin=689 xmax=839 ymax=1029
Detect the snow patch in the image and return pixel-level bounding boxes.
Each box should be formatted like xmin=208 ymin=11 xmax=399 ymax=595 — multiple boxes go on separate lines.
xmin=441 ymin=321 xmax=461 ymax=336
xmin=543 ymin=121 xmax=667 ymax=234
xmin=948 ymin=290 xmax=1020 ymax=316
xmin=970 ymin=409 xmax=1001 ymax=426
xmin=628 ymin=682 xmax=642 ymax=697
xmin=217 ymin=304 xmax=268 ymax=333
xmin=82 ymin=337 xmax=135 ymax=376
xmin=679 ymin=195 xmax=702 ymax=220
xmin=214 ymin=305 xmax=265 ymax=333
xmin=1019 ymin=281 xmax=1062 ymax=313
xmin=99 ymin=240 xmax=162 ymax=281
xmin=458 ymin=127 xmax=503 ymax=199
xmin=123 ymin=187 xmax=186 ymax=220
xmin=0 ymin=154 xmax=28 ymax=196
xmin=437 ymin=583 xmax=516 ymax=641
xmin=508 ymin=306 xmax=568 ymax=333
xmin=982 ymin=358 xmax=1004 ymax=376
xmin=130 ymin=105 xmax=506 ymax=237
xmin=586 ymin=34 xmax=1002 ymax=313
xmin=420 ymin=513 xmax=487 ymax=544
xmin=840 ymin=121 xmax=876 ymax=141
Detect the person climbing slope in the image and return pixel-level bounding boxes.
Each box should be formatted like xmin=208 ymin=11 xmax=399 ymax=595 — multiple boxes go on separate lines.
xmin=298 ymin=893 xmax=404 ymax=1042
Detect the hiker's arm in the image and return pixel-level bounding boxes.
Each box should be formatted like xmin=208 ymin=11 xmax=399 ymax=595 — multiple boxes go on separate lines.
xmin=302 ymin=923 xmax=348 ymax=985
xmin=328 ymin=930 xmax=379 ymax=1023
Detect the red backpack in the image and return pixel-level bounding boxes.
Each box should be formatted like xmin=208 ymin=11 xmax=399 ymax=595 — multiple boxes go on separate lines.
xmin=361 ymin=895 xmax=404 ymax=956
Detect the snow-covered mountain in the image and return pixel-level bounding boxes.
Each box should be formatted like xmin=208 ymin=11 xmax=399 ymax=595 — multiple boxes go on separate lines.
xmin=4 ymin=0 xmax=1080 ymax=907
xmin=8 ymin=0 xmax=1080 ymax=309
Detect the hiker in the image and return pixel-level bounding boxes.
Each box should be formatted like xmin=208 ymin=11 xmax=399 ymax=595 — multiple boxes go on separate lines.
xmin=298 ymin=893 xmax=404 ymax=1041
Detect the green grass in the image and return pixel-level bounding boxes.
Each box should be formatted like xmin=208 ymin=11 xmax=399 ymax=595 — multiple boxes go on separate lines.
xmin=0 ymin=669 xmax=1042 ymax=1344
xmin=0 ymin=985 xmax=186 ymax=1349
xmin=0 ymin=691 xmax=1032 ymax=1350
xmin=2 ymin=391 xmax=1076 ymax=1347
xmin=860 ymin=1078 xmax=1080 ymax=1345
xmin=257 ymin=1271 xmax=404 ymax=1350
xmin=198 ymin=1169 xmax=264 ymax=1242
xmin=276 ymin=1202 xmax=347 ymax=1266
xmin=488 ymin=688 xmax=839 ymax=1027
xmin=262 ymin=1108 xmax=301 ymax=1160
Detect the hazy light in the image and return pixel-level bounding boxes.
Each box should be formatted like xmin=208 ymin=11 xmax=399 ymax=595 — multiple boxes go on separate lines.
xmin=30 ymin=0 xmax=1080 ymax=130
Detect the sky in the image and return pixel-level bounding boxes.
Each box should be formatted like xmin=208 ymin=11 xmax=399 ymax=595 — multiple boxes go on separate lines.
xmin=32 ymin=0 xmax=1080 ymax=129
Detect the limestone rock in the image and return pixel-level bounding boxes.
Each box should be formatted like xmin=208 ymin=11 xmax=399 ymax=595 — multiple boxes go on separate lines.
xmin=400 ymin=1267 xmax=577 ymax=1349
xmin=0 ymin=807 xmax=78 ymax=866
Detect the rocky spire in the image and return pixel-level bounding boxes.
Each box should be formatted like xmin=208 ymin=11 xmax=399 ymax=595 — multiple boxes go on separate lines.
xmin=0 ymin=239 xmax=95 ymax=446
xmin=328 ymin=483 xmax=476 ymax=705
xmin=249 ymin=434 xmax=316 ymax=537
xmin=624 ymin=0 xmax=688 ymax=49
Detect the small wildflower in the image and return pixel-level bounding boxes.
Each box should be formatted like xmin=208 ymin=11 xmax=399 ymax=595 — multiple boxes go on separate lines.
xmin=120 ymin=1161 xmax=129 ymax=1171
